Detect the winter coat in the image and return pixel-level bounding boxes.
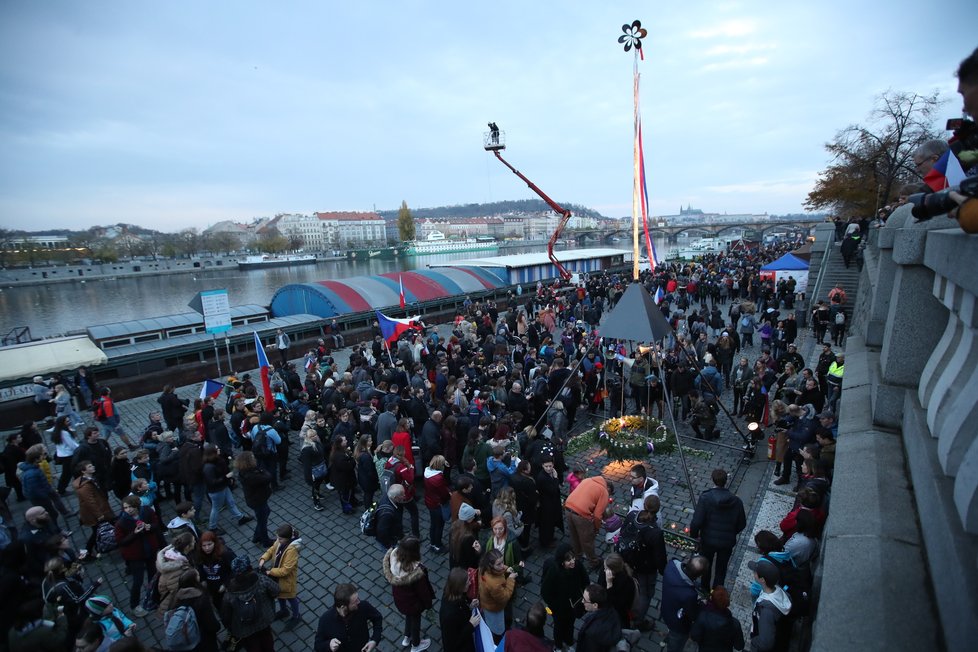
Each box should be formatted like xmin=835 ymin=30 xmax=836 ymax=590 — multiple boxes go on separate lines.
xmin=622 ymin=511 xmax=668 ymax=575
xmin=114 ymin=506 xmax=163 ymax=561
xmin=314 ymin=601 xmax=383 ymax=652
xmin=356 ymin=451 xmax=379 ymax=495
xmin=259 ymin=537 xmax=302 ymax=599
xmin=299 ymin=441 xmax=326 ymax=486
xmin=540 ymin=543 xmax=588 ymax=623
xmin=439 ymin=598 xmax=477 ymax=652
xmin=173 ymin=586 xmax=221 ymax=652
xmin=19 ymin=462 xmax=55 ymax=502
xmin=72 ymin=476 xmax=113 ymax=527
xmin=238 ymin=466 xmax=273 ymax=509
xmin=7 ymin=616 xmax=68 ymax=652
xmin=423 ymin=468 xmax=450 ymax=510
xmin=221 ymin=571 xmax=279 ymax=640
xmin=691 ymin=602 xmax=745 ymax=652
xmin=510 ymin=472 xmax=539 ymax=526
xmin=661 ymin=559 xmax=700 ymax=635
xmin=382 ymin=549 xmax=435 ymax=617
xmin=750 ymin=588 xmax=791 ymax=652
xmin=156 ymin=545 xmax=192 ymax=612
xmin=178 ymin=441 xmax=205 ymax=486
xmin=478 ymin=567 xmax=515 ymax=613
xmin=329 ymin=451 xmax=356 ymax=492
xmin=690 ymin=487 xmax=747 ymax=550
xmin=576 ymin=607 xmax=622 ymax=652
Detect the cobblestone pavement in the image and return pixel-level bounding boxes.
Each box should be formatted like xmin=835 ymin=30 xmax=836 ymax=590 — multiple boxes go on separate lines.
xmin=5 ymin=303 xmax=836 ymax=651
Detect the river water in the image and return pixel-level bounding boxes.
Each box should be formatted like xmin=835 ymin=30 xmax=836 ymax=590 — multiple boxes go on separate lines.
xmin=1 ymin=238 xmax=671 ymax=339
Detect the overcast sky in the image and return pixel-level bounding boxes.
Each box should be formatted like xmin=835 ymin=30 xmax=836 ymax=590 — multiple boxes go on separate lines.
xmin=0 ymin=1 xmax=974 ymax=231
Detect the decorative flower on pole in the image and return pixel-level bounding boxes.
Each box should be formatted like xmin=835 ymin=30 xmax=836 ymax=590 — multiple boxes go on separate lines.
xmin=618 ymin=20 xmax=647 ymax=53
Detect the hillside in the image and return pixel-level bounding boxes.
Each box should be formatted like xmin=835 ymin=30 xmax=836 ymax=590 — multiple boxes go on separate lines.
xmin=377 ymin=199 xmax=607 ymax=221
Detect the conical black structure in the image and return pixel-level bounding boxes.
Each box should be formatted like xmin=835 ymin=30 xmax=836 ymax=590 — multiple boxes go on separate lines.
xmin=600 ymin=282 xmax=673 ymax=342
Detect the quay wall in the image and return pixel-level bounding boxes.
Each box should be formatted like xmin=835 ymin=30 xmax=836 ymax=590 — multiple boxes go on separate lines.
xmin=811 ymin=204 xmax=978 ymax=652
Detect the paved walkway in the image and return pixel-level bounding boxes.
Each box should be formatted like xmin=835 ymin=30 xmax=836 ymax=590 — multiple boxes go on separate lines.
xmin=5 ymin=304 xmax=826 ymax=651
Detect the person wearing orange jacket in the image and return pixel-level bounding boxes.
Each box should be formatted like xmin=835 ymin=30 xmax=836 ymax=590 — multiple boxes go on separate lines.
xmin=563 ymin=474 xmax=613 ymax=570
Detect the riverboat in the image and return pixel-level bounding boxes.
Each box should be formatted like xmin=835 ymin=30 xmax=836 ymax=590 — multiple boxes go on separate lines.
xmin=404 ymin=231 xmax=498 ymax=256
xmin=238 ymin=254 xmax=317 ymax=270
xmin=345 ymin=246 xmax=405 ymax=261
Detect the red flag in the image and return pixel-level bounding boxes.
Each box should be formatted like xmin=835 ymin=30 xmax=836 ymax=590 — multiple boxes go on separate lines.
xmin=252 ymin=332 xmax=274 ymax=408
xmin=399 ymin=276 xmax=406 ymax=309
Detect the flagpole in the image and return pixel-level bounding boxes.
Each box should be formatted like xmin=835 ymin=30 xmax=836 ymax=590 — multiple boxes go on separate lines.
xmin=632 ymin=48 xmax=641 ymax=282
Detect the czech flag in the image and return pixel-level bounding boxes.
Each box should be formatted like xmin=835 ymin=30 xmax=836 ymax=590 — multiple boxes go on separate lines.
xmin=252 ymin=332 xmax=274 ymax=408
xmin=654 ymin=286 xmax=665 ymax=305
xmin=399 ymin=275 xmax=406 ymax=309
xmin=376 ymin=310 xmax=418 ymax=344
xmin=199 ymin=379 xmax=224 ymax=401
xmin=924 ymin=149 xmax=967 ymax=191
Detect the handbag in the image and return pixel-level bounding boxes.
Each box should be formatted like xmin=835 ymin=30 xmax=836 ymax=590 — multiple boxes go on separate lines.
xmin=311 ymin=462 xmax=329 ymax=481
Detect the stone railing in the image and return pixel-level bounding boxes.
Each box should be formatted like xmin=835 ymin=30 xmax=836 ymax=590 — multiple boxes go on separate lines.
xmin=812 ymin=203 xmax=978 ymax=652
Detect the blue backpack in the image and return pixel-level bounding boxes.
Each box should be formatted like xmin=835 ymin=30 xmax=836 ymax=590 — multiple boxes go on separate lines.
xmin=163 ymin=605 xmax=200 ymax=651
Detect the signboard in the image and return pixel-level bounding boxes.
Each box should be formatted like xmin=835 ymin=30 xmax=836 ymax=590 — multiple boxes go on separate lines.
xmin=189 ymin=289 xmax=232 ymax=333
xmin=0 ymin=383 xmax=34 ymax=403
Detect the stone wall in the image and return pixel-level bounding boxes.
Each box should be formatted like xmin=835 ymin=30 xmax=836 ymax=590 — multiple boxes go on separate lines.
xmin=812 ymin=205 xmax=978 ymax=652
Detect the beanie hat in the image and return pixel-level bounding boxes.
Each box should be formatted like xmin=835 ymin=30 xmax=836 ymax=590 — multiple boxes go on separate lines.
xmin=85 ymin=595 xmax=112 ymax=615
xmin=231 ymin=556 xmax=252 ymax=576
xmin=458 ymin=503 xmax=477 ymax=523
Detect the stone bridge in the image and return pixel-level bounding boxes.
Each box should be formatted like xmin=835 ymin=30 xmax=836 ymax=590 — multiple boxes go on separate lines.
xmin=570 ymin=219 xmax=823 ymax=242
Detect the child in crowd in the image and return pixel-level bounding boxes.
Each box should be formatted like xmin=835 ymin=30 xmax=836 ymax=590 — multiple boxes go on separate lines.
xmin=566 ymin=464 xmax=586 ymax=492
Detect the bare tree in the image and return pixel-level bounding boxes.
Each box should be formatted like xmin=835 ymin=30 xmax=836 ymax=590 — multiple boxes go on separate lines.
xmin=806 ymin=90 xmax=944 ymax=216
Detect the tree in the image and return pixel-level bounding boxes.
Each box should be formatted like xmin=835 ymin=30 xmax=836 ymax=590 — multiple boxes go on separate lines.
xmin=210 ymin=231 xmax=240 ymax=255
xmin=397 ymin=200 xmax=416 ymax=241
xmin=284 ymin=228 xmax=304 ymax=252
xmin=806 ymin=90 xmax=943 ymax=217
xmin=178 ymin=228 xmax=201 ymax=257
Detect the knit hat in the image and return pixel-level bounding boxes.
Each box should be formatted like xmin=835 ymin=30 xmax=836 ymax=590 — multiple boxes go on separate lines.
xmin=231 ymin=556 xmax=252 ymax=576
xmin=85 ymin=595 xmax=112 ymax=615
xmin=458 ymin=503 xmax=477 ymax=523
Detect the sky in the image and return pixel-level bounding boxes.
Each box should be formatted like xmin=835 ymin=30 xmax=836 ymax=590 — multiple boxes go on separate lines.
xmin=0 ymin=1 xmax=974 ymax=231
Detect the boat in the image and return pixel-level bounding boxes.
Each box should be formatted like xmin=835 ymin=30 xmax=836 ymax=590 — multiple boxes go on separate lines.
xmin=238 ymin=254 xmax=318 ymax=270
xmin=345 ymin=246 xmax=405 ymax=261
xmin=404 ymin=231 xmax=498 ymax=256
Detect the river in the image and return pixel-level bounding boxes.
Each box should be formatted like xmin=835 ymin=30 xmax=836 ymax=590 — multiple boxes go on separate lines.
xmin=0 ymin=237 xmax=672 ymax=339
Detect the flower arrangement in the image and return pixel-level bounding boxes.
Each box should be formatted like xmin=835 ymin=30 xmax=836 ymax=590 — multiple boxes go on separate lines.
xmin=565 ymin=415 xmax=714 ymax=462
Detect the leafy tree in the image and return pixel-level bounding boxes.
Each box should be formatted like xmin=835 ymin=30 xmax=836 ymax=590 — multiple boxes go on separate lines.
xmin=397 ymin=201 xmax=416 ymax=241
xmin=806 ymin=90 xmax=943 ymax=217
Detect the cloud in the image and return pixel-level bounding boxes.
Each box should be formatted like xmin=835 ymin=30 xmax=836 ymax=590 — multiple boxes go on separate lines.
xmin=698 ymin=57 xmax=770 ymax=72
xmin=688 ymin=19 xmax=757 ymax=39
xmin=703 ymin=173 xmax=819 ymax=196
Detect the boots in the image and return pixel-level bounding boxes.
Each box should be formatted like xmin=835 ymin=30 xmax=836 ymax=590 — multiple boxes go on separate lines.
xmin=774 ymin=462 xmax=782 ymax=476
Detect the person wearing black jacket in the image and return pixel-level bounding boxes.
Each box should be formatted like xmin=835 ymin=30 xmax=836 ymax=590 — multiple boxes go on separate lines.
xmin=690 ymin=584 xmax=745 ymax=652
xmin=689 ymin=469 xmax=746 ymax=591
xmin=314 ymin=582 xmax=383 ymax=652
xmin=576 ymin=583 xmax=621 ymax=652
xmin=202 ymin=444 xmax=252 ymax=533
xmin=540 ymin=543 xmax=589 ymax=650
xmin=234 ymin=451 xmax=273 ymax=547
xmin=375 ymin=485 xmax=406 ymax=551
xmin=70 ymin=428 xmax=113 ymax=495
xmin=628 ymin=495 xmax=668 ymax=631
xmin=157 ymin=385 xmax=189 ymax=432
xmin=438 ymin=568 xmax=480 ymax=652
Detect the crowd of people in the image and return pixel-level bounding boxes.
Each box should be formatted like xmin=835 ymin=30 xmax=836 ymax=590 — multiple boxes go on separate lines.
xmin=2 ymin=234 xmax=849 ymax=652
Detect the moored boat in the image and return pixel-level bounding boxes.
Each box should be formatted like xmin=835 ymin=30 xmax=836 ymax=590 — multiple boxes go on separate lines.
xmin=238 ymin=254 xmax=318 ymax=270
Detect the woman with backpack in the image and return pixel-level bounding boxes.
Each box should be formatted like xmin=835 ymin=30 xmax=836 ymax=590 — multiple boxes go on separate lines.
xmin=72 ymin=460 xmax=114 ymax=557
xmin=168 ymin=569 xmax=221 ymax=652
xmin=383 ymin=536 xmax=436 ymax=652
xmin=298 ymin=423 xmax=328 ymax=511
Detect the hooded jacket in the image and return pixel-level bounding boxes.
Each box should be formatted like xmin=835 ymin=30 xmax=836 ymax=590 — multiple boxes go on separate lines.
xmin=661 ymin=559 xmax=700 ymax=634
xmin=690 ymin=487 xmax=747 ymax=550
xmin=173 ymin=586 xmax=221 ymax=651
xmin=540 ymin=542 xmax=588 ymax=621
xmin=156 ymin=546 xmax=192 ymax=612
xmin=691 ymin=601 xmax=745 ymax=652
xmin=382 ymin=549 xmax=434 ymax=616
xmin=750 ymin=587 xmax=791 ymax=652
xmin=422 ymin=467 xmax=450 ymax=509
xmin=221 ymin=571 xmax=279 ymax=640
xmin=259 ymin=537 xmax=302 ymax=599
xmin=786 ymin=405 xmax=817 ymax=451
xmin=576 ymin=605 xmax=622 ymax=652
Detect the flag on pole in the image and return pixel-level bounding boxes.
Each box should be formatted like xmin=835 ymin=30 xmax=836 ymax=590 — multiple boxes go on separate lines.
xmin=375 ymin=310 xmax=418 ymax=344
xmin=654 ymin=286 xmax=665 ymax=305
xmin=199 ymin=379 xmax=225 ymax=401
xmin=399 ymin=275 xmax=406 ymax=309
xmin=252 ymin=332 xmax=274 ymax=407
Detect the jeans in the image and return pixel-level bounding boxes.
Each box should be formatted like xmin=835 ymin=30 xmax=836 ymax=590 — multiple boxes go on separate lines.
xmin=428 ymin=505 xmax=447 ymax=548
xmin=404 ymin=612 xmax=422 ymax=646
xmin=699 ymin=544 xmax=733 ymax=590
xmin=125 ymin=559 xmax=153 ymax=609
xmin=207 ymin=487 xmax=244 ymax=528
xmin=191 ymin=483 xmax=207 ymax=515
xmin=278 ymin=597 xmax=300 ymax=620
xmin=402 ymin=498 xmax=420 ymax=537
xmin=634 ymin=570 xmax=658 ymax=623
xmin=252 ymin=502 xmax=271 ymax=544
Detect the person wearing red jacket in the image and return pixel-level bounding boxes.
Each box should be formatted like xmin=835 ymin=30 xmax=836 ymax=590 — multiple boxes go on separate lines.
xmin=387 ymin=445 xmax=420 ymax=538
xmin=423 ymin=455 xmax=450 ymax=553
xmin=113 ymin=495 xmax=163 ymax=616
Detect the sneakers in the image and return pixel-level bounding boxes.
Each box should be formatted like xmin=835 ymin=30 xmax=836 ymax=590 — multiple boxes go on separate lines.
xmin=325 ymin=483 xmax=335 ymax=491
xmin=429 ymin=545 xmax=445 ymax=554
xmin=313 ymin=503 xmax=324 ymax=512
xmin=401 ymin=636 xmax=411 ymax=647
xmin=133 ymin=606 xmax=149 ymax=618
xmin=410 ymin=640 xmax=431 ymax=652
xmin=238 ymin=515 xmax=254 ymax=526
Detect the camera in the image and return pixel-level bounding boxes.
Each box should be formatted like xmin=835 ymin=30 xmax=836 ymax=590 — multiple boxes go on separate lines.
xmin=908 ymin=175 xmax=978 ymax=221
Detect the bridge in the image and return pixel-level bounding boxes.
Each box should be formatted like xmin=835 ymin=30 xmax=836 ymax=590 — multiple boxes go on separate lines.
xmin=568 ymin=219 xmax=824 ymax=243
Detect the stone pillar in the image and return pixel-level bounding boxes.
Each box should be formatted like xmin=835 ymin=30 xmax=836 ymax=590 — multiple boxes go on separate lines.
xmin=867 ymin=205 xmax=910 ymax=347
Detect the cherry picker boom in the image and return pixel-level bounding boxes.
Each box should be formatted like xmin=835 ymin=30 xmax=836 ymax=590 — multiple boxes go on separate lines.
xmin=484 ymin=126 xmax=573 ymax=281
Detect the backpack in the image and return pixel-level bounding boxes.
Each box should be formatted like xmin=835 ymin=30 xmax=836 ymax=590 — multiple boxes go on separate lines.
xmin=163 ymin=605 xmax=201 ymax=651
xmin=378 ymin=467 xmax=395 ymax=497
xmin=95 ymin=521 xmax=118 ymax=554
xmin=141 ymin=571 xmax=162 ymax=612
xmin=615 ymin=518 xmax=647 ymax=567
xmin=740 ymin=315 xmax=752 ymax=329
xmin=93 ymin=399 xmax=107 ymax=422
xmin=235 ymin=592 xmax=259 ymax=624
xmin=360 ymin=502 xmax=379 ymax=536
xmin=834 ymin=311 xmax=845 ymax=325
xmin=763 ymin=553 xmax=811 ymax=618
xmin=251 ymin=426 xmax=273 ymax=457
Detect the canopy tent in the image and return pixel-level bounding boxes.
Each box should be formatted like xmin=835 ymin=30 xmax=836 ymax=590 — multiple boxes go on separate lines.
xmin=759 ymin=253 xmax=810 ymax=294
xmin=0 ymin=335 xmax=108 ymax=385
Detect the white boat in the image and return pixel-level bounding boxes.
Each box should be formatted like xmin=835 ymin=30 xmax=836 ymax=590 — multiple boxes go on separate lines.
xmin=404 ymin=231 xmax=498 ymax=256
xmin=238 ymin=254 xmax=318 ymax=270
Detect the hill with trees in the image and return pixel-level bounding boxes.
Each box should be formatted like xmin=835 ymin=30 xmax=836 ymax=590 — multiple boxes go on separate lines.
xmin=377 ymin=199 xmax=607 ymax=220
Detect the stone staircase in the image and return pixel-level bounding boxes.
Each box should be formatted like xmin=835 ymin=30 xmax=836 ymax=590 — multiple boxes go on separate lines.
xmin=813 ymin=241 xmax=861 ymax=307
